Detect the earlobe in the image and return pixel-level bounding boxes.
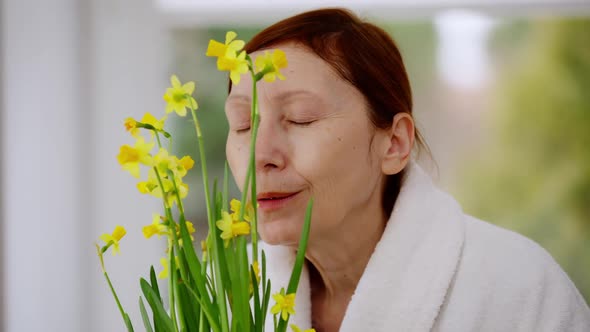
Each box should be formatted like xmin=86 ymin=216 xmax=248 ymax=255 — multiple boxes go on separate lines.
xmin=381 ymin=113 xmax=415 ymax=175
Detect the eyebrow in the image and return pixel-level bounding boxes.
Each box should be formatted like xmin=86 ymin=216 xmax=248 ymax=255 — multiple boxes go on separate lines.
xmin=226 ymin=89 xmax=323 ymax=104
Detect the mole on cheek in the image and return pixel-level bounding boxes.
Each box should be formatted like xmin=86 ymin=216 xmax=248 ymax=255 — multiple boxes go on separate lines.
xmin=337 ymin=137 xmax=342 ymax=142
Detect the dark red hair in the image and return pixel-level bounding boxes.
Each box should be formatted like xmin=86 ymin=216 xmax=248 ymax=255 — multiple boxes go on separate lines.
xmin=229 ymin=8 xmax=426 ymax=216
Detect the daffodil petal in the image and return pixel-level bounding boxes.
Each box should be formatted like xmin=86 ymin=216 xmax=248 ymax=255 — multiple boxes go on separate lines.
xmin=206 ymin=39 xmax=226 ymax=57
xmin=225 ymin=31 xmax=237 ymax=44
xmin=171 ymin=75 xmax=181 ymax=88
xmin=182 ymin=81 xmax=195 ymax=95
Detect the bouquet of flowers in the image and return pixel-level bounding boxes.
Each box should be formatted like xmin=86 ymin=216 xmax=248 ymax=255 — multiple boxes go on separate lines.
xmin=95 ymin=31 xmax=314 ymax=332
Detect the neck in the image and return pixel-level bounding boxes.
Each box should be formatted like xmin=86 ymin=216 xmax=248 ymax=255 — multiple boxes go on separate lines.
xmin=304 ymin=190 xmax=387 ymax=302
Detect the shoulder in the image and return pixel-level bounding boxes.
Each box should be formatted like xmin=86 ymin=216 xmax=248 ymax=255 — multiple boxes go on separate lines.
xmin=435 ymin=214 xmax=590 ymax=331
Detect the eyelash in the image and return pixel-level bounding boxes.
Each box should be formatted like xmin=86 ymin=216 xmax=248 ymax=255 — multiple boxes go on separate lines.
xmin=288 ymin=120 xmax=314 ymax=126
xmin=236 ymin=127 xmax=250 ymax=134
xmin=234 ymin=120 xmax=314 ymax=134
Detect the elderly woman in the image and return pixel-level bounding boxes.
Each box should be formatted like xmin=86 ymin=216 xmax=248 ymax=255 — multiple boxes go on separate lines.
xmin=224 ymin=8 xmax=590 ymax=332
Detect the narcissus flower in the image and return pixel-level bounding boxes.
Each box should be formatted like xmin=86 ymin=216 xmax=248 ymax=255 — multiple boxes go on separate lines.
xmin=142 ymin=213 xmax=168 ymax=239
xmin=206 ymin=31 xmax=245 ymax=63
xmin=153 ymin=148 xmax=194 ymax=179
xmin=290 ymin=325 xmax=316 ymax=332
xmin=230 ymin=198 xmax=254 ymax=223
xmin=201 ymin=240 xmax=208 ymax=261
xmin=255 ymin=49 xmax=288 ymax=82
xmin=252 ymin=260 xmax=261 ymax=284
xmin=99 ymin=225 xmax=127 ymax=256
xmin=163 ymin=75 xmax=198 ymax=117
xmin=206 ymin=31 xmax=249 ymax=85
xmin=140 ymin=112 xmax=166 ymax=132
xmin=216 ymin=211 xmax=250 ymax=247
xmin=158 ymin=256 xmax=180 ymax=279
xmin=124 ymin=113 xmax=167 ymax=138
xmin=137 ymin=168 xmax=189 ymax=207
xmin=218 ymin=51 xmax=249 ymax=85
xmin=176 ymin=156 xmax=194 ymax=177
xmin=117 ymin=137 xmax=154 ymax=178
xmin=271 ymin=288 xmax=296 ymax=321
xmin=176 ymin=221 xmax=196 ymax=247
xmin=124 ymin=117 xmax=139 ymax=137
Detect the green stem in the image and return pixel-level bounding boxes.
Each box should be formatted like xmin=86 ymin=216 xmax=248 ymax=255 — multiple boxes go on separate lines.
xmin=249 ymin=74 xmax=260 ymax=263
xmin=103 ymin=271 xmax=129 ymax=328
xmin=155 ymin=131 xmax=163 ymax=148
xmin=151 ymin=166 xmax=181 ymax=331
xmin=188 ymin=102 xmax=230 ymax=332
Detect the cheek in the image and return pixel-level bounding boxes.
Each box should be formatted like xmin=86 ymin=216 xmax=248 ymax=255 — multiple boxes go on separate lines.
xmin=295 ymin=123 xmax=373 ymax=177
xmin=226 ymin=135 xmax=249 ymax=191
xmin=292 ymin=121 xmax=379 ymax=203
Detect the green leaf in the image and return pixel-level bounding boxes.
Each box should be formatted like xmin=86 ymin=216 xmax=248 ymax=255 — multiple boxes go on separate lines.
xmin=251 ymin=266 xmax=261 ymax=332
xmin=277 ymin=198 xmax=313 ymax=332
xmin=177 ymin=282 xmax=200 ymax=332
xmin=287 ymin=198 xmax=313 ymax=294
xmin=139 ymin=296 xmax=154 ymax=332
xmin=124 ymin=313 xmax=135 ymax=332
xmin=140 ymin=278 xmax=175 ymax=332
xmin=149 ymin=266 xmax=162 ymax=304
xmin=262 ymin=279 xmax=271 ymax=328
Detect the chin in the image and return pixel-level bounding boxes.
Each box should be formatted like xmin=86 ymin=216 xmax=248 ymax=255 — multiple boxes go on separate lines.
xmin=258 ymin=217 xmax=299 ymax=246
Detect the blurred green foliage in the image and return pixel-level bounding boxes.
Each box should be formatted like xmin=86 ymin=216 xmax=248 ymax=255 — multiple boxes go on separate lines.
xmin=456 ymin=18 xmax=590 ymax=303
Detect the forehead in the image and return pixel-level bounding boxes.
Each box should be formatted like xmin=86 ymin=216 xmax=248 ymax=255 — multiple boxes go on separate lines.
xmin=227 ymin=43 xmax=348 ymax=103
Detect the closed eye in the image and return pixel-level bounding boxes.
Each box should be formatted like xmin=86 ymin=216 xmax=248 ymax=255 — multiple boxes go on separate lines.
xmin=236 ymin=126 xmax=251 ymax=134
xmin=288 ymin=120 xmax=315 ymax=126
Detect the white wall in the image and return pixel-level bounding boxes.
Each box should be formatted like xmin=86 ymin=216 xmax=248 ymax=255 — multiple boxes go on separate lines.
xmin=1 ymin=0 xmax=168 ymax=330
xmin=2 ymin=0 xmax=84 ymax=330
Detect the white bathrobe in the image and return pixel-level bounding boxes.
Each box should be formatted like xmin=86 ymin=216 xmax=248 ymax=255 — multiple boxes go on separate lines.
xmin=261 ymin=163 xmax=590 ymax=331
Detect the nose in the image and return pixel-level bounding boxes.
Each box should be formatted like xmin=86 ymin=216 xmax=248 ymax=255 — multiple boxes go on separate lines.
xmin=254 ymin=113 xmax=286 ymax=173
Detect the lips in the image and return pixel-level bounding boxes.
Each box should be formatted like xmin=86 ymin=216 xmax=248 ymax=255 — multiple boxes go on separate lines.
xmin=257 ymin=191 xmax=300 ymax=211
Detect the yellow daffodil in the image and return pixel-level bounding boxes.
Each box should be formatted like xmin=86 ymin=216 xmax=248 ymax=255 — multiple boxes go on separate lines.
xmin=153 ymin=148 xmax=175 ymax=175
xmin=291 ymin=325 xmax=316 ymax=332
xmin=176 ymin=155 xmax=194 ymax=178
xmin=218 ymin=51 xmax=249 ymax=85
xmin=137 ymin=168 xmax=188 ymax=207
xmin=158 ymin=256 xmax=181 ymax=279
xmin=153 ymin=148 xmax=194 ymax=179
xmin=124 ymin=117 xmax=139 ymax=137
xmin=216 ymin=211 xmax=251 ymax=247
xmin=124 ymin=113 xmax=167 ymax=138
xmin=142 ymin=213 xmax=168 ymax=239
xmin=140 ymin=112 xmax=166 ymax=131
xmin=176 ymin=221 xmax=196 ymax=247
xmin=252 ymin=260 xmax=261 ymax=284
xmin=255 ymin=49 xmax=288 ymax=82
xmin=163 ymin=75 xmax=198 ymax=117
xmin=117 ymin=137 xmax=154 ymax=178
xmin=206 ymin=31 xmax=245 ymax=62
xmin=206 ymin=31 xmax=249 ymax=84
xmin=201 ymin=240 xmax=208 ymax=261
xmin=230 ymin=198 xmax=254 ymax=223
xmin=99 ymin=225 xmax=127 ymax=256
xmin=271 ymin=288 xmax=296 ymax=321
xmin=137 ymin=168 xmax=163 ymax=195
xmin=248 ymin=260 xmax=262 ymax=295
xmin=183 ymin=221 xmax=196 ymax=239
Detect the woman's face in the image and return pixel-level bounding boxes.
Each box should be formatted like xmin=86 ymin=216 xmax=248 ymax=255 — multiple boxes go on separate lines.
xmin=225 ymin=43 xmax=387 ymax=246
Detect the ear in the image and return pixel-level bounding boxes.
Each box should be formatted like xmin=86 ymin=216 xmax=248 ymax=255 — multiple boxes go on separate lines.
xmin=381 ymin=113 xmax=415 ymax=175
